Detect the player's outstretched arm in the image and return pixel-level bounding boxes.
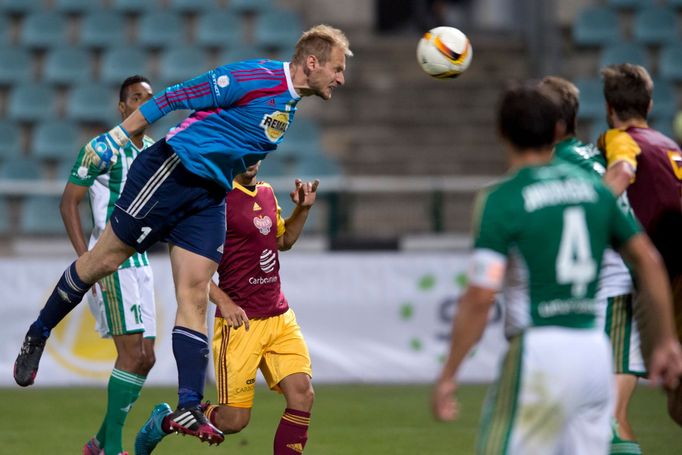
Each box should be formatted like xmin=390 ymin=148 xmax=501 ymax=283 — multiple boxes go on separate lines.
xmin=209 ymin=281 xmax=249 ymax=331
xmin=620 ymin=234 xmax=682 ymax=390
xmin=432 ymin=285 xmax=496 ymax=421
xmin=278 ymin=179 xmax=320 ymax=251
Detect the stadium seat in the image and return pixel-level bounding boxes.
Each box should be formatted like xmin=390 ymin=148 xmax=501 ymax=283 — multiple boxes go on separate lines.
xmin=599 ymin=42 xmax=649 ymax=70
xmin=80 ymin=11 xmax=126 ymax=48
xmin=667 ymin=0 xmax=682 ymax=9
xmin=258 ymin=154 xmax=289 ymax=178
xmin=0 ymin=47 xmax=33 ymax=85
xmin=218 ymin=46 xmax=262 ymax=64
xmin=168 ymin=0 xmax=218 ymax=14
xmin=0 ymin=158 xmax=42 ymax=180
xmin=253 ymin=9 xmax=302 ymax=51
xmin=31 ymin=120 xmax=80 ymax=161
xmin=159 ymin=47 xmax=210 ymax=87
xmin=277 ymin=119 xmax=323 ymax=160
xmin=0 ymin=0 xmax=42 ymax=15
xmin=651 ymin=79 xmax=678 ymax=120
xmin=100 ymin=47 xmax=150 ymax=86
xmin=8 ymin=84 xmax=58 ymax=122
xmin=56 ymin=159 xmax=76 ymax=180
xmin=229 ymin=0 xmax=272 ymax=14
xmin=111 ymin=0 xmax=155 ymax=14
xmin=67 ymin=83 xmax=118 ymax=124
xmin=0 ymin=197 xmax=10 ymax=235
xmin=294 ymin=155 xmax=342 ymax=177
xmin=575 ymin=77 xmax=604 ymax=121
xmin=19 ymin=195 xmax=66 ymax=235
xmin=196 ymin=11 xmax=244 ymax=49
xmin=43 ymin=47 xmax=92 ymax=85
xmin=138 ymin=12 xmax=184 ymax=48
xmin=573 ymin=6 xmax=621 ymax=46
xmin=0 ymin=120 xmax=22 ymax=160
xmin=54 ymin=0 xmax=103 ymax=14
xmin=650 ymin=116 xmax=675 ymax=139
xmin=0 ymin=15 xmax=9 ymax=44
xmin=20 ymin=13 xmax=68 ymax=48
xmin=633 ymin=7 xmax=679 ymax=45
xmin=659 ymin=43 xmax=682 ymax=81
xmin=607 ymin=0 xmax=654 ymax=8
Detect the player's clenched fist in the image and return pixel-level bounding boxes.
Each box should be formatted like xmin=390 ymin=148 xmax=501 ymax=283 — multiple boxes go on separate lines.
xmin=84 ymin=125 xmax=130 ymax=170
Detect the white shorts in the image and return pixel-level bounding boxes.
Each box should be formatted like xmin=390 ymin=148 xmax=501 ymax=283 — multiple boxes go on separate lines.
xmin=86 ymin=265 xmax=156 ymax=338
xmin=478 ymin=327 xmax=613 ymax=455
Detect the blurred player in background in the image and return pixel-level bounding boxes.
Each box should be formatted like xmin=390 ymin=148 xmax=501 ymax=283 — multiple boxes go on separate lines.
xmin=598 ymin=64 xmax=682 ymax=427
xmin=135 ymin=161 xmax=318 ymax=454
xmin=14 ymin=24 xmax=352 ymax=447
xmin=60 ymin=76 xmax=156 ymax=455
xmin=432 ymin=83 xmax=682 ymax=454
xmin=540 ymin=76 xmax=644 ymax=454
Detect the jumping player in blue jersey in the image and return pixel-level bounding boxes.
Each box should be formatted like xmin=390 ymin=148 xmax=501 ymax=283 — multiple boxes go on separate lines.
xmin=14 ymin=24 xmax=352 ymax=450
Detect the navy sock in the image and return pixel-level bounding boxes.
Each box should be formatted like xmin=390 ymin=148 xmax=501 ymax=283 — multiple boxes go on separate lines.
xmin=172 ymin=326 xmax=209 ymax=409
xmin=28 ymin=261 xmax=91 ymax=339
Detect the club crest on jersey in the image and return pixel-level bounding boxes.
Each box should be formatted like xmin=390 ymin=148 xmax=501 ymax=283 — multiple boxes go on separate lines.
xmin=253 ymin=215 xmax=273 ymax=235
xmin=260 ymin=111 xmax=289 ymax=142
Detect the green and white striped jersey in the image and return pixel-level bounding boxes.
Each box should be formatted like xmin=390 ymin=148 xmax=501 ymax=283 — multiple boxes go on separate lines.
xmin=68 ymin=136 xmax=155 ymax=269
xmin=472 ymin=160 xmax=640 ymax=336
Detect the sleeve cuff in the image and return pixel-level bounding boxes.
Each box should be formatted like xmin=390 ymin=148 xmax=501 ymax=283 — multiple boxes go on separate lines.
xmin=139 ymin=99 xmax=164 ymax=124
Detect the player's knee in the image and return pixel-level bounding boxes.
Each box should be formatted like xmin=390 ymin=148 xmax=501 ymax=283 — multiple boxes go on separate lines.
xmin=141 ymin=349 xmax=156 ymax=374
xmin=215 ymin=408 xmax=250 ymax=434
xmin=288 ymin=382 xmax=315 ymax=411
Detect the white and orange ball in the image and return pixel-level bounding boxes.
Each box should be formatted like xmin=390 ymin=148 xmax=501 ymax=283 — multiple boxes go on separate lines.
xmin=417 ymin=26 xmax=473 ymax=79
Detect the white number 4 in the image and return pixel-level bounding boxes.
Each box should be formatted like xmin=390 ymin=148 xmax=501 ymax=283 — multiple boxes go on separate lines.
xmin=136 ymin=226 xmax=152 ymax=243
xmin=556 ymin=207 xmax=596 ymax=298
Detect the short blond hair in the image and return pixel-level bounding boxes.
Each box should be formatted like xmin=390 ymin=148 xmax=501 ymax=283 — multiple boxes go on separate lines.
xmin=292 ymin=24 xmax=353 ymax=65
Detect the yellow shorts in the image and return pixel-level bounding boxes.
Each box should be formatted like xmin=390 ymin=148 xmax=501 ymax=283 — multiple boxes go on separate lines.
xmin=212 ymin=308 xmax=312 ymax=408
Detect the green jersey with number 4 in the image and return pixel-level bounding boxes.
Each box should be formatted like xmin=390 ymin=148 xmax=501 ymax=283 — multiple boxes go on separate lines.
xmin=473 ymin=160 xmax=640 ymax=335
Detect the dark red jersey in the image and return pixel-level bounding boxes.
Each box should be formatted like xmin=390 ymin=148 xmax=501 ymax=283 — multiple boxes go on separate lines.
xmin=216 ymin=181 xmax=288 ymax=319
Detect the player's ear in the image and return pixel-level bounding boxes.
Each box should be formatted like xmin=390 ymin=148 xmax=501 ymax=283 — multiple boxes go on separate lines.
xmin=305 ymin=54 xmax=318 ymax=71
xmin=117 ymin=101 xmax=126 ymax=117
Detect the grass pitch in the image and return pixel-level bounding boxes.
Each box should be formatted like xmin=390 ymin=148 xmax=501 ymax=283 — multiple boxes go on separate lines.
xmin=2 ymin=384 xmax=680 ymax=454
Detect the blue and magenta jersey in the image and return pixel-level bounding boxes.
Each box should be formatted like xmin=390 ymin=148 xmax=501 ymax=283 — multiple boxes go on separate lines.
xmin=139 ymin=59 xmax=301 ymax=190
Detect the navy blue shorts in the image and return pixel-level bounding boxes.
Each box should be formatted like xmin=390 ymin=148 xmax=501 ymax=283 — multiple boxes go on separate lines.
xmin=111 ymin=139 xmax=226 ymax=263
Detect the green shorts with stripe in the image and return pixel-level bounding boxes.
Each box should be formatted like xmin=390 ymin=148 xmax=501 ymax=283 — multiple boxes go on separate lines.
xmin=86 ymin=265 xmax=156 ymax=338
xmin=477 ymin=327 xmax=613 ymax=455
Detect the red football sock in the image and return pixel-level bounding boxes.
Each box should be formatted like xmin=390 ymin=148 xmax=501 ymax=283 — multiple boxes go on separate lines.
xmin=274 ymin=408 xmax=311 ymax=454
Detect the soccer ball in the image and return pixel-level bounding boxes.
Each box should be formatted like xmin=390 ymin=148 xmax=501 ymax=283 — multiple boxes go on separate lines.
xmin=416 ymin=26 xmax=473 ymax=79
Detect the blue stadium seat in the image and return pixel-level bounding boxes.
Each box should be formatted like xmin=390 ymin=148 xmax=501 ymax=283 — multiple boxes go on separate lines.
xmin=0 ymin=158 xmax=42 ymax=180
xmin=573 ymin=6 xmax=620 ymax=46
xmin=138 ymin=12 xmax=184 ymax=48
xmin=0 ymin=120 xmax=22 ymax=160
xmin=575 ymin=77 xmax=604 ymax=121
xmin=31 ymin=120 xmax=80 ymax=160
xmin=608 ymin=0 xmax=654 ymax=8
xmin=196 ymin=11 xmax=244 ymax=49
xmin=54 ymin=0 xmax=104 ymax=14
xmin=650 ymin=116 xmax=675 ymax=139
xmin=0 ymin=15 xmax=10 ymax=44
xmin=253 ymin=9 xmax=302 ymax=51
xmin=111 ymin=0 xmax=155 ymax=14
xmin=659 ymin=43 xmax=682 ymax=81
xmin=100 ymin=47 xmax=149 ymax=86
xmin=43 ymin=47 xmax=91 ymax=85
xmin=218 ymin=46 xmax=262 ymax=64
xmin=0 ymin=197 xmax=10 ymax=234
xmin=80 ymin=11 xmax=126 ymax=48
xmin=651 ymin=79 xmax=678 ymax=120
xmin=67 ymin=83 xmax=118 ymax=124
xmin=8 ymin=84 xmax=58 ymax=122
xmin=599 ymin=42 xmax=649 ymax=70
xmin=20 ymin=13 xmax=68 ymax=48
xmin=168 ymin=0 xmax=218 ymax=14
xmin=667 ymin=0 xmax=682 ymax=9
xmin=159 ymin=47 xmax=210 ymax=86
xmin=19 ymin=195 xmax=65 ymax=235
xmin=277 ymin=119 xmax=323 ymax=160
xmin=0 ymin=47 xmax=33 ymax=85
xmin=258 ymin=154 xmax=289 ymax=179
xmin=633 ymin=7 xmax=679 ymax=45
xmin=294 ymin=155 xmax=342 ymax=177
xmin=0 ymin=0 xmax=42 ymax=15
xmin=229 ymin=0 xmax=272 ymax=14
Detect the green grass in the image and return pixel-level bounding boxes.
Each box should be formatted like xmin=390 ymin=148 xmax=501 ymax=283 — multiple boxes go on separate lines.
xmin=1 ymin=384 xmax=680 ymax=454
